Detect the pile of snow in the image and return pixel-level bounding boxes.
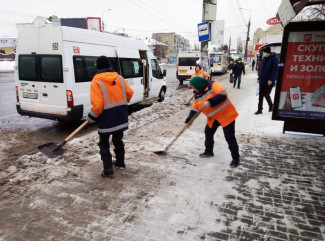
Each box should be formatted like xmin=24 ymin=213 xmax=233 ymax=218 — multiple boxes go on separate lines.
xmin=0 ymin=61 xmax=14 ymax=72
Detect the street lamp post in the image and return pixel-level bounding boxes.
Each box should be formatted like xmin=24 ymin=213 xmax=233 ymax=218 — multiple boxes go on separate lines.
xmin=240 ymin=8 xmax=251 ymax=62
xmin=101 ymin=9 xmax=111 ymax=32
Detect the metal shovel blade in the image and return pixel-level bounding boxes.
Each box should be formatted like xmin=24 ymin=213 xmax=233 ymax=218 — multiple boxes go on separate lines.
xmin=38 ymin=142 xmax=66 ymax=158
xmin=153 ymin=150 xmax=167 ymax=155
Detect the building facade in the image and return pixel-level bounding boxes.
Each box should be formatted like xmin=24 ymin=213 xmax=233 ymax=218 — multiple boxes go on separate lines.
xmin=0 ymin=37 xmax=17 ymax=54
xmin=252 ymin=25 xmax=283 ymax=56
xmin=152 ymin=33 xmax=190 ymax=60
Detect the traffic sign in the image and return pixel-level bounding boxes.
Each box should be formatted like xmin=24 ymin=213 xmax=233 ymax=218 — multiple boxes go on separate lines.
xmin=198 ymin=22 xmax=210 ymax=42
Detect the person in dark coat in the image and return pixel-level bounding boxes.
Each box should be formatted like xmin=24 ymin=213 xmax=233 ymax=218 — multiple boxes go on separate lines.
xmin=251 ymin=59 xmax=255 ymax=71
xmin=227 ymin=60 xmax=234 ymax=83
xmin=232 ymin=58 xmax=245 ymax=89
xmin=255 ymin=46 xmax=279 ymax=115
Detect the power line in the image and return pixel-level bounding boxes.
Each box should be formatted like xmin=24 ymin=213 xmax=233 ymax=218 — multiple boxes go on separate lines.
xmin=260 ymin=0 xmax=275 ymax=17
xmin=137 ymin=0 xmax=192 ymax=32
xmin=235 ymin=0 xmax=247 ymax=24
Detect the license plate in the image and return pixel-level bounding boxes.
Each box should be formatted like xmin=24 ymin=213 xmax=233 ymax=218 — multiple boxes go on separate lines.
xmin=23 ymin=92 xmax=38 ymax=99
xmin=180 ymin=70 xmax=187 ymax=74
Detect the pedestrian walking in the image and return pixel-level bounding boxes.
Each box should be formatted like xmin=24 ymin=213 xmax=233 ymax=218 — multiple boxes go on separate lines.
xmin=191 ymin=64 xmax=210 ymax=80
xmin=227 ymin=60 xmax=234 ymax=84
xmin=232 ymin=58 xmax=245 ymax=89
xmin=185 ymin=76 xmax=240 ymax=168
xmin=255 ymin=46 xmax=279 ymax=115
xmin=251 ymin=59 xmax=255 ymax=71
xmin=87 ymin=56 xmax=134 ymax=178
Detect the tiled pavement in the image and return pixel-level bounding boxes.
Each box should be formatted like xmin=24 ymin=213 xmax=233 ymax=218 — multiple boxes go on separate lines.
xmin=1 ymin=133 xmax=324 ymax=241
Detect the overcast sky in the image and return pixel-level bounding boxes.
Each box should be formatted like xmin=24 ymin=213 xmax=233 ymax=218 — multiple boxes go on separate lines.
xmin=0 ymin=0 xmax=282 ymax=48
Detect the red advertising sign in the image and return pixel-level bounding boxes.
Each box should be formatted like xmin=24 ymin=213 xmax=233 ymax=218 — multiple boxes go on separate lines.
xmin=266 ymin=17 xmax=281 ymax=25
xmin=278 ymin=31 xmax=325 ymax=120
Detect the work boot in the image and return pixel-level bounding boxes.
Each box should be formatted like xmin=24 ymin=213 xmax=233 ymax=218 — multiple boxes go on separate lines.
xmin=230 ymin=159 xmax=240 ymax=168
xmin=114 ymin=151 xmax=126 ymax=169
xmin=113 ymin=161 xmax=126 ymax=169
xmin=269 ymin=105 xmax=273 ymax=112
xmin=101 ymin=168 xmax=114 ymax=178
xmin=254 ymin=110 xmax=262 ymax=115
xmin=199 ymin=151 xmax=214 ymax=158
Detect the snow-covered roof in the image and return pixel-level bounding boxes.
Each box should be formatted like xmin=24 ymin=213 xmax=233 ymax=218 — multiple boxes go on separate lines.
xmin=143 ymin=38 xmax=167 ymax=46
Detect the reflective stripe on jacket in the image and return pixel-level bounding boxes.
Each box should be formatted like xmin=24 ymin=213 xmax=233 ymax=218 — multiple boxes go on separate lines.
xmin=88 ymin=71 xmax=134 ymax=134
xmin=192 ymin=81 xmax=238 ymax=128
xmin=191 ymin=69 xmax=210 ymax=79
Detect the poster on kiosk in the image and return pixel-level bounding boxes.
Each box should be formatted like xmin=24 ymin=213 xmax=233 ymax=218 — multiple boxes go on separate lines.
xmin=273 ymin=22 xmax=325 ymax=134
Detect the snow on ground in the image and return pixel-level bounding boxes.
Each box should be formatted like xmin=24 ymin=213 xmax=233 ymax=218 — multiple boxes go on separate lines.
xmin=0 ymin=60 xmax=14 ymax=72
xmin=0 ymin=70 xmax=324 ymax=240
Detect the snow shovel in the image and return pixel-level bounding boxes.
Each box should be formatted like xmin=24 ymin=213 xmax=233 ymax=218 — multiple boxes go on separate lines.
xmin=184 ymin=95 xmax=194 ymax=106
xmin=154 ymin=109 xmax=202 ymax=155
xmin=38 ymin=120 xmax=89 ymax=158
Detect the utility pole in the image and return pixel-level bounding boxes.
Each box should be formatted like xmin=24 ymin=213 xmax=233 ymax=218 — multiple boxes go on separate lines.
xmin=200 ymin=0 xmax=216 ymax=71
xmin=228 ymin=36 xmax=231 ymax=55
xmin=244 ymin=18 xmax=251 ymax=62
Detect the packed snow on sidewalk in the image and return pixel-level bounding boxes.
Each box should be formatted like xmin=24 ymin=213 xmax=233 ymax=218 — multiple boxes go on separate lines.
xmin=0 ymin=72 xmax=324 ymax=240
xmin=0 ymin=60 xmax=14 ymax=72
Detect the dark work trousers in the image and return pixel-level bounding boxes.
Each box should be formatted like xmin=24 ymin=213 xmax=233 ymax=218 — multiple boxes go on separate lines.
xmin=258 ymin=84 xmax=273 ymax=111
xmin=205 ymin=120 xmax=240 ymax=161
xmin=98 ymin=131 xmax=125 ymax=170
xmin=233 ymin=74 xmax=242 ymax=88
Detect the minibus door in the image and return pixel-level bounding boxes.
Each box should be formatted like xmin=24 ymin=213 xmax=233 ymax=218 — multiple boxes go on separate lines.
xmin=148 ymin=58 xmax=163 ymax=98
xmin=116 ymin=48 xmax=144 ymax=104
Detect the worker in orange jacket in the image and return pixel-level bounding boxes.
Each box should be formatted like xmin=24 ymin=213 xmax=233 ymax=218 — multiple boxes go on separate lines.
xmin=87 ymin=56 xmax=134 ymax=178
xmin=191 ymin=64 xmax=211 ymax=80
xmin=185 ymin=76 xmax=240 ymax=167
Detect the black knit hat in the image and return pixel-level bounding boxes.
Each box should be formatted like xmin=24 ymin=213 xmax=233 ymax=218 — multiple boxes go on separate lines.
xmin=96 ymin=56 xmax=110 ymax=70
xmin=263 ymin=46 xmax=271 ymax=53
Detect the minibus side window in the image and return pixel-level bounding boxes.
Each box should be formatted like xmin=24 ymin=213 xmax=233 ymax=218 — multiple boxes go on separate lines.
xmin=150 ymin=59 xmax=163 ymax=79
xmin=120 ymin=59 xmax=142 ymax=79
xmin=40 ymin=56 xmax=63 ymax=83
xmin=108 ymin=58 xmax=121 ymax=74
xmin=84 ymin=57 xmax=98 ymax=81
xmin=74 ymin=57 xmax=86 ymax=82
xmin=19 ymin=55 xmax=37 ymax=81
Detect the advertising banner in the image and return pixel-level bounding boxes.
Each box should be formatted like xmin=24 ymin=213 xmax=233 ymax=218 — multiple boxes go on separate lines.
xmin=211 ymin=20 xmax=224 ymax=45
xmin=278 ymin=31 xmax=325 ymax=120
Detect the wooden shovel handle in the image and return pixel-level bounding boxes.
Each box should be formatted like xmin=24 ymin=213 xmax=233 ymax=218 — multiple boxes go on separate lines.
xmin=64 ymin=120 xmax=89 ymax=142
xmin=164 ymin=109 xmax=202 ymax=152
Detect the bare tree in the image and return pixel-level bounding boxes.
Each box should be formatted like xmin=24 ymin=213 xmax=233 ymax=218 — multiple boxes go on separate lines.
xmin=299 ymin=4 xmax=325 ymax=20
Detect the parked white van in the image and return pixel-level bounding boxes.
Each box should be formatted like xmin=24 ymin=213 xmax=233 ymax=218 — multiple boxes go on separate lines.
xmin=15 ymin=25 xmax=167 ymax=122
xmin=176 ymin=51 xmax=200 ymax=84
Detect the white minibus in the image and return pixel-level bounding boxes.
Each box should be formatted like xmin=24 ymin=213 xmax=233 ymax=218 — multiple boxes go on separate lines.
xmin=176 ymin=51 xmax=200 ymax=84
xmin=208 ymin=52 xmax=228 ymax=74
xmin=15 ymin=25 xmax=167 ymax=122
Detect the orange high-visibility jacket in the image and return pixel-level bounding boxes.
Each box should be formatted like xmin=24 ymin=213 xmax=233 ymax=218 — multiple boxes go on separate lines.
xmin=88 ymin=71 xmax=134 ymax=134
xmin=192 ymin=81 xmax=238 ymax=128
xmin=191 ymin=68 xmax=210 ymax=80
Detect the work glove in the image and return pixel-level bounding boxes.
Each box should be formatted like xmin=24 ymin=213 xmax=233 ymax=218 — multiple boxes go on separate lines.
xmin=202 ymin=101 xmax=211 ymax=109
xmin=185 ymin=117 xmax=191 ymax=124
xmin=86 ymin=116 xmax=96 ymax=123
